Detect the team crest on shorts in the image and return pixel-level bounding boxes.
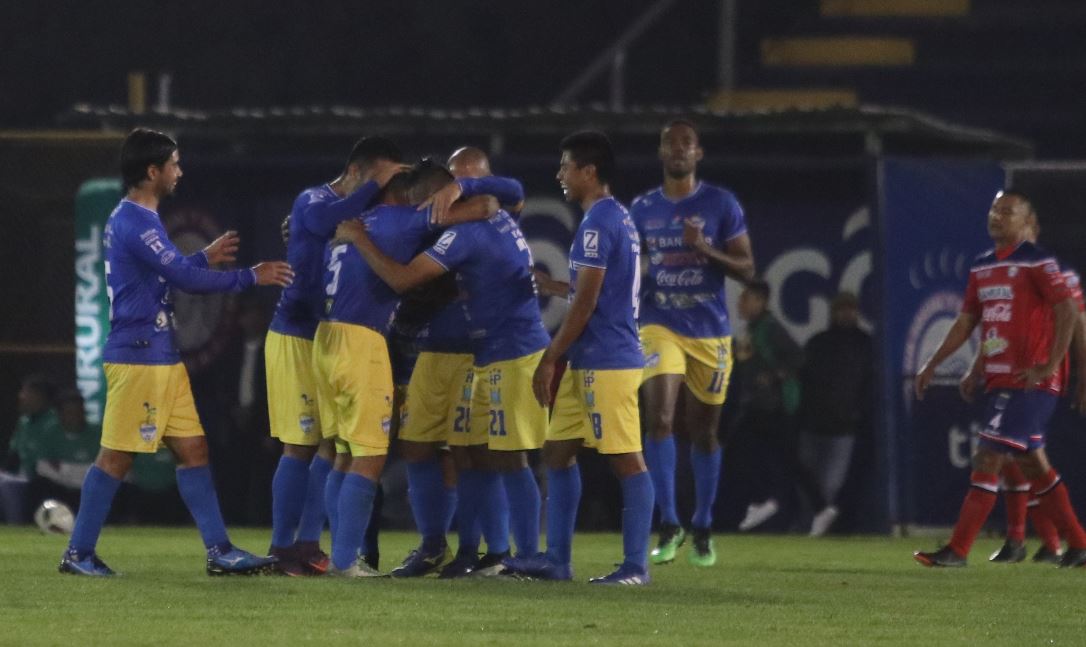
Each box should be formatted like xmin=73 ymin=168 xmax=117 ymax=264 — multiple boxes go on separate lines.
xmin=583 ymin=371 xmax=596 ymax=409
xmin=139 ymin=402 xmax=158 ymax=442
xmin=298 ymin=394 xmax=316 ymax=434
xmin=644 ymin=352 xmax=660 ymax=368
xmin=489 ymin=370 xmax=502 ymax=405
xmin=381 ymin=416 xmax=392 ymax=435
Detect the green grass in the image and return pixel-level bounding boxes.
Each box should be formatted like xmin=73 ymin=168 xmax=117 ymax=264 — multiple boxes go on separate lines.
xmin=0 ymin=527 xmax=1081 ymax=646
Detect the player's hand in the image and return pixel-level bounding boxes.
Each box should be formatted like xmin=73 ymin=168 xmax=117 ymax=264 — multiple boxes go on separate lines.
xmin=368 ymin=160 xmax=413 ymax=188
xmin=252 ymin=261 xmax=294 ymax=287
xmin=532 ymin=356 xmax=557 ymax=407
xmin=335 ymin=220 xmax=368 ymax=246
xmin=280 ymin=214 xmax=291 ymax=245
xmin=420 ymin=181 xmax=463 ymax=226
xmin=1015 ymin=363 xmax=1054 ymax=389
xmin=914 ymin=364 xmax=935 ymax=400
xmin=959 ymin=371 xmax=981 ymax=403
xmin=203 ymin=230 xmax=240 ymax=265
xmin=683 ymin=218 xmax=707 ymax=251
xmin=533 ymin=268 xmax=569 ymax=298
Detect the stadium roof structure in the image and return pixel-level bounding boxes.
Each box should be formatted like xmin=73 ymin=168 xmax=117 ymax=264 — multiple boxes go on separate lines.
xmin=60 ymin=103 xmax=1033 ymax=161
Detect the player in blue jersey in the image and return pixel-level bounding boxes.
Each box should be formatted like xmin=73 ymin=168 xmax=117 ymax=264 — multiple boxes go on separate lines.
xmin=60 ymin=128 xmax=294 ymax=576
xmin=337 ymin=157 xmax=547 ymax=578
xmin=265 ymin=137 xmax=406 ymax=576
xmin=632 ymin=119 xmax=755 ymax=567
xmin=506 ymin=131 xmax=654 ymax=585
xmin=317 ymin=162 xmax=498 ymax=577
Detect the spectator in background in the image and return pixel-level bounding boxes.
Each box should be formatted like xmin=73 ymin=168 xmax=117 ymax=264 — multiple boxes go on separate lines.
xmin=1 ymin=374 xmax=60 ymax=521
xmin=732 ymin=280 xmax=803 ymax=531
xmin=25 ymin=389 xmax=101 ymax=511
xmin=797 ymin=292 xmax=873 ymax=536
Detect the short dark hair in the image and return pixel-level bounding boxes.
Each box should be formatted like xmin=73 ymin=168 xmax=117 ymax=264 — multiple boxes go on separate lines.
xmin=346 ymin=136 xmax=402 ymax=172
xmin=120 ymin=128 xmax=177 ymax=190
xmin=21 ymin=373 xmax=58 ymax=402
xmin=1001 ymin=187 xmax=1036 ymax=215
xmin=662 ymin=118 xmax=699 ymax=136
xmin=407 ymin=157 xmax=455 ymax=204
xmin=559 ymin=130 xmax=615 ymax=185
xmin=744 ymin=278 xmax=771 ymax=301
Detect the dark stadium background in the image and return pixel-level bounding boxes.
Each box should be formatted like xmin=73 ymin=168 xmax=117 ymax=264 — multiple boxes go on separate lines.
xmin=4 ymin=0 xmax=1086 ymax=533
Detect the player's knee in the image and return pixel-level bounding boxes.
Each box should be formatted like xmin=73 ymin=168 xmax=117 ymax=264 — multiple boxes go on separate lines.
xmin=971 ymin=448 xmax=1004 ymax=474
xmin=488 ymin=449 xmax=527 ymax=472
xmin=608 ymin=452 xmax=647 ymax=479
xmin=398 ymin=440 xmax=437 ymax=463
xmin=690 ymin=429 xmax=720 ymax=454
xmin=95 ymin=448 xmax=134 ymax=479
xmin=169 ymin=437 xmax=210 ymax=468
xmin=542 ymin=441 xmax=577 ymax=470
xmin=647 ymin=409 xmax=676 ymax=439
xmin=1015 ymin=451 xmax=1049 ymax=479
xmin=282 ymin=443 xmax=317 ymax=461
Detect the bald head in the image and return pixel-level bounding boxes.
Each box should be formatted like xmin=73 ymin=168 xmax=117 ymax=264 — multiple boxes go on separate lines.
xmin=448 ymin=146 xmax=491 ymax=179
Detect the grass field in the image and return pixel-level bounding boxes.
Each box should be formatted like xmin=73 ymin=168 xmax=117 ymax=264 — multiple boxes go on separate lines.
xmin=0 ymin=527 xmax=1081 ymax=646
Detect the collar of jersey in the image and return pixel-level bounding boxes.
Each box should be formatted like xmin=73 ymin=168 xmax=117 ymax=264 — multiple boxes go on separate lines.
xmin=657 ymin=181 xmax=703 ymax=204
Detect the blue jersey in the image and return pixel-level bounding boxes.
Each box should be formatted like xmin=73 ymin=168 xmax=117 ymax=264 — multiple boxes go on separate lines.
xmin=566 ymin=197 xmax=643 ymax=370
xmin=423 ymin=210 xmax=550 ymax=366
xmin=417 ymin=300 xmax=473 ymax=355
xmin=631 ymin=182 xmax=747 ymax=338
xmin=321 ymin=205 xmax=435 ymax=334
xmin=102 ymin=200 xmax=254 ymax=364
xmin=270 ymin=181 xmax=382 ymax=339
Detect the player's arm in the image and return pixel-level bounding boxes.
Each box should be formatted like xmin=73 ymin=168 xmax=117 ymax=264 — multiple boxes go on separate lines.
xmin=333 ymin=220 xmax=448 ymax=294
xmin=683 ymin=223 xmax=755 ymax=282
xmin=421 ymin=176 xmax=523 ymax=224
xmin=532 ymin=268 xmax=570 ymax=298
xmin=532 ymin=266 xmax=604 ymax=406
xmin=960 ymin=348 xmax=985 ymax=403
xmin=1018 ymin=297 xmax=1077 ymax=387
xmin=185 ymin=230 xmax=240 ymax=267
xmin=915 ymin=312 xmax=979 ymax=400
xmin=303 ymin=161 xmax=409 ymax=237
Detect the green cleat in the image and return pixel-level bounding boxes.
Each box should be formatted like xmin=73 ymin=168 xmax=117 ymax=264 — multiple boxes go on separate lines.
xmin=688 ymin=528 xmax=716 ymax=567
xmin=649 ymin=524 xmax=686 ymax=565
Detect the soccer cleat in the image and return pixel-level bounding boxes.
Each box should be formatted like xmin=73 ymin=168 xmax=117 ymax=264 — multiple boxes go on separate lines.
xmin=1058 ymin=547 xmax=1086 ymax=568
xmin=687 ymin=528 xmax=716 ymax=567
xmin=988 ymin=540 xmax=1026 ymax=563
xmin=471 ymin=551 xmax=510 ymax=577
xmin=1031 ymin=545 xmax=1063 ymax=565
xmin=649 ymin=524 xmax=686 ymax=565
xmin=913 ymin=546 xmax=967 ymax=568
xmin=809 ymin=505 xmax=839 ymax=537
xmin=500 ymin=553 xmax=573 ymax=581
xmin=328 ymin=557 xmax=385 ymax=578
xmin=738 ymin=498 xmax=779 ymax=531
xmin=295 ymin=541 xmax=330 ymax=575
xmin=589 ymin=562 xmax=651 ymax=585
xmin=360 ymin=552 xmax=380 ymax=571
xmin=269 ymin=545 xmax=308 ymax=577
xmin=438 ymin=550 xmax=479 ymax=579
xmin=389 ymin=543 xmax=451 ymax=578
xmin=206 ymin=545 xmax=278 ymax=576
xmin=58 ymin=549 xmax=116 ymax=577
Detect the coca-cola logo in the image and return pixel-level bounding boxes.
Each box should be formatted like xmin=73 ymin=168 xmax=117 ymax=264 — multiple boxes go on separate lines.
xmin=655 ymin=268 xmax=704 ymax=287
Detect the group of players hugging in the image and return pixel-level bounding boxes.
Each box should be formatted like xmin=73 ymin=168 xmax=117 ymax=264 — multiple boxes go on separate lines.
xmin=56 ymin=117 xmax=1086 ymax=583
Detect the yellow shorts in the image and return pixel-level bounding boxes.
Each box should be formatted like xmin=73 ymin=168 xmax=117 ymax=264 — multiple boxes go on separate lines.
xmin=399 ymin=352 xmax=475 ymax=446
xmin=547 ymin=366 xmax=642 ymax=455
xmin=640 ymin=324 xmax=733 ymax=406
xmin=312 ymin=321 xmax=393 ymax=457
xmin=472 ymin=350 xmax=549 ymax=451
xmin=101 ymin=363 xmax=203 ymax=453
xmin=265 ymin=330 xmax=323 ymax=445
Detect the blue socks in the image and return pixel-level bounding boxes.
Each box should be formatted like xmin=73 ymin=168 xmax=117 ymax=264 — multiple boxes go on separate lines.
xmin=297 ymin=455 xmax=333 ymax=543
xmin=331 ymin=473 xmax=377 ymax=570
xmin=324 ymin=469 xmax=346 ymax=541
xmin=691 ymin=447 xmax=722 ymax=530
xmin=620 ymin=470 xmax=655 ymax=572
xmin=478 ymin=470 xmax=510 ymax=554
xmin=644 ymin=435 xmax=679 ymax=526
xmin=176 ymin=465 xmax=230 ymax=551
xmin=444 ymin=485 xmax=458 ymax=534
xmin=502 ymin=466 xmax=541 ymax=557
xmin=455 ymin=469 xmax=484 ymax=554
xmin=69 ymin=465 xmax=122 ymax=556
xmin=545 ymin=464 xmax=582 ymax=565
xmin=270 ymin=455 xmax=309 ymax=548
xmin=406 ymin=458 xmax=447 ymax=550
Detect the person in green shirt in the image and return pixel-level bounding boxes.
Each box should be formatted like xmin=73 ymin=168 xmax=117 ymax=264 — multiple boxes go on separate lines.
xmin=25 ymin=389 xmax=102 ymax=512
xmin=5 ymin=375 xmax=62 ymax=480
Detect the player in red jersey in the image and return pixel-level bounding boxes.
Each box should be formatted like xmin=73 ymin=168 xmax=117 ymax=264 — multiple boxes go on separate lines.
xmin=914 ymin=190 xmax=1086 ymax=568
xmin=960 ymin=214 xmax=1086 ymax=564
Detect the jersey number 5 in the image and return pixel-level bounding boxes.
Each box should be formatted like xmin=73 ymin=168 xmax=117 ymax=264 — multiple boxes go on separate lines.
xmin=325 ymin=244 xmax=348 ymax=296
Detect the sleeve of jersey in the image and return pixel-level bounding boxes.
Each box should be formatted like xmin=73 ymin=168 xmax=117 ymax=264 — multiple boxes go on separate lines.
xmin=182 ymin=251 xmax=209 ymax=268
xmin=569 ymin=216 xmax=611 ymax=270
xmin=302 ymin=181 xmax=381 ymax=237
xmin=457 ymin=176 xmax=524 ymax=208
xmin=124 ymin=215 xmax=254 ymax=294
xmin=1031 ymin=260 xmax=1073 ymax=305
xmin=718 ymin=193 xmax=748 ymax=241
xmin=423 ymin=226 xmax=472 ymax=271
xmin=961 ymin=272 xmax=980 ymax=316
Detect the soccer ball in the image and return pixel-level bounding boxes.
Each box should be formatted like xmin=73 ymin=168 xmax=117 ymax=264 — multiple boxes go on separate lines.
xmin=34 ymin=499 xmax=75 ymax=535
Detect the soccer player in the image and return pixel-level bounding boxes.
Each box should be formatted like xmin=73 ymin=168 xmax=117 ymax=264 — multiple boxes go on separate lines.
xmin=60 ymin=128 xmax=294 ymax=576
xmin=265 ymin=137 xmax=405 ymax=575
xmin=959 ymin=213 xmax=1086 ymax=564
xmin=341 ymin=155 xmax=545 ymax=578
xmin=317 ymin=162 xmax=497 ymax=577
xmin=505 ymin=131 xmax=654 ymax=584
xmin=631 ymin=119 xmax=754 ymax=566
xmin=914 ymin=189 xmax=1086 ymax=568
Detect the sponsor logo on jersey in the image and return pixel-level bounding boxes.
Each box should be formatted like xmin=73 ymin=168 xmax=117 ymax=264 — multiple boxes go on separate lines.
xmin=1007 ymin=266 xmax=1018 ymax=277
xmin=986 ymin=363 xmax=1012 ymax=374
xmin=982 ymin=329 xmax=1009 ymax=357
xmin=434 ymin=230 xmax=457 ymax=255
xmin=645 ymin=219 xmax=665 ymax=229
xmin=1044 ymin=262 xmax=1059 ymax=274
xmin=582 ymin=229 xmax=600 ymax=258
xmin=160 ymin=250 xmax=176 ymax=264
xmin=154 ymin=310 xmax=170 ymax=332
xmin=978 ymin=285 xmax=1013 ymax=301
xmin=655 ymin=268 xmax=705 ymax=287
xmin=982 ymin=303 xmax=1012 ymax=322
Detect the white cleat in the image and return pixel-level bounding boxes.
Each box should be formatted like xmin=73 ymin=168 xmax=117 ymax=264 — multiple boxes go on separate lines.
xmin=328 ymin=558 xmax=386 ymax=578
xmin=809 ymin=505 xmax=839 ymax=537
xmin=738 ymin=498 xmax=779 ymax=531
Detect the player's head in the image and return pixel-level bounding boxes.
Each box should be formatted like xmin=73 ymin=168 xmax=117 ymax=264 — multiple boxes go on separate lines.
xmin=988 ymin=189 xmax=1035 ymax=246
xmin=659 ymin=119 xmax=703 ymax=180
xmin=56 ymin=388 xmax=87 ymax=433
xmin=18 ymin=373 xmax=57 ymax=417
xmin=831 ymin=291 xmax=860 ymax=329
xmin=120 ymin=128 xmax=181 ymax=196
xmin=738 ymin=279 xmax=770 ymax=321
xmin=407 ymin=157 xmax=455 ymax=205
xmin=381 ymin=169 xmax=414 ymax=206
xmin=557 ymin=131 xmax=614 ymax=203
xmin=448 ymin=146 xmax=491 ymax=179
xmin=343 ymin=136 xmax=402 ymax=189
